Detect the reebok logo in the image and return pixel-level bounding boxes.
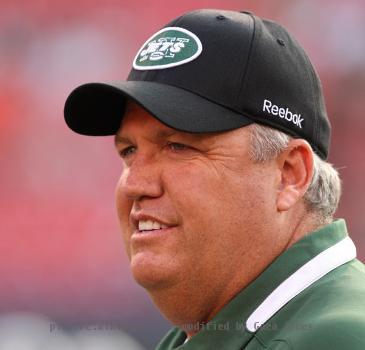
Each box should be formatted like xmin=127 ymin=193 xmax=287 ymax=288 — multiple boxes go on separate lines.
xmin=263 ymin=99 xmax=304 ymax=129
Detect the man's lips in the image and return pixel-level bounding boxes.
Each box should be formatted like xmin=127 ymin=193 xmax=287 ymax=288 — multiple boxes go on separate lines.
xmin=130 ymin=212 xmax=177 ymax=234
xmin=132 ymin=226 xmax=177 ymax=238
xmin=130 ymin=226 xmax=178 ymax=248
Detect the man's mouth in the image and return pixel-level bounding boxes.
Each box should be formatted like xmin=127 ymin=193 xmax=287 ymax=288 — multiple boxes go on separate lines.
xmin=138 ymin=220 xmax=168 ymax=232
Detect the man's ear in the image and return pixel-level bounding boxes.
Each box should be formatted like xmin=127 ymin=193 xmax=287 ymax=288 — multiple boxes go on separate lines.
xmin=276 ymin=139 xmax=314 ymax=212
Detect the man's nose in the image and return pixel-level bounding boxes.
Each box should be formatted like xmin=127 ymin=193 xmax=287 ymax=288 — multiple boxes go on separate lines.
xmin=120 ymin=156 xmax=163 ymax=201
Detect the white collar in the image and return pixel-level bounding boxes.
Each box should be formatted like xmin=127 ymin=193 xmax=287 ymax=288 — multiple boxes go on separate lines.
xmin=246 ymin=236 xmax=356 ymax=332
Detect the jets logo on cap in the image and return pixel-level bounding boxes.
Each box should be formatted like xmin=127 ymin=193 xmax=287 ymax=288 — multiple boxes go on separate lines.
xmin=133 ymin=27 xmax=203 ymax=70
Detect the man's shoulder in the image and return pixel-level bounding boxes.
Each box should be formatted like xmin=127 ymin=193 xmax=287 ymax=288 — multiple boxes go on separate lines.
xmin=257 ymin=304 xmax=365 ymax=350
xmin=311 ymin=257 xmax=365 ymax=305
xmin=255 ymin=258 xmax=365 ymax=349
xmin=290 ymin=257 xmax=365 ymax=312
xmin=278 ymin=315 xmax=365 ymax=350
xmin=257 ymin=317 xmax=365 ymax=350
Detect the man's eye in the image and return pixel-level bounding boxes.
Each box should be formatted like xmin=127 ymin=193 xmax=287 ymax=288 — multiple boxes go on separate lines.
xmin=119 ymin=146 xmax=136 ymax=158
xmin=166 ymin=142 xmax=189 ymax=151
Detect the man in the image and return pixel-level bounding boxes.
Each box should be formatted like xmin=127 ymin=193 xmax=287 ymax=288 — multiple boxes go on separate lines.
xmin=64 ymin=9 xmax=365 ymax=349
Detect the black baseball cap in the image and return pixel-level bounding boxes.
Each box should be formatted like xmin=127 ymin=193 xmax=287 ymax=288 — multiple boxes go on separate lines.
xmin=64 ymin=9 xmax=331 ymax=159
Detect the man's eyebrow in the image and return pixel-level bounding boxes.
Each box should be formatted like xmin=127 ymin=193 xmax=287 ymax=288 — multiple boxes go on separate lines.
xmin=114 ymin=129 xmax=191 ymax=147
xmin=114 ymin=135 xmax=131 ymax=146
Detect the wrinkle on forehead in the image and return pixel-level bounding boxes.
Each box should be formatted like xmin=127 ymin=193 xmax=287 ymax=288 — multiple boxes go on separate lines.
xmin=114 ymin=129 xmax=179 ymax=146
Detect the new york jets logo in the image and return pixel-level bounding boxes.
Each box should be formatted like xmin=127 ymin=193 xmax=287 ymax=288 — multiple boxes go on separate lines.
xmin=133 ymin=27 xmax=203 ymax=70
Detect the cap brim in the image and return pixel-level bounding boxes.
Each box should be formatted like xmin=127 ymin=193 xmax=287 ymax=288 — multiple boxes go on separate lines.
xmin=64 ymin=81 xmax=253 ymax=136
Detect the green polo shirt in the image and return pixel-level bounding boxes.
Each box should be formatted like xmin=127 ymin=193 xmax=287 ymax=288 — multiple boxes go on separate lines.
xmin=156 ymin=219 xmax=365 ymax=349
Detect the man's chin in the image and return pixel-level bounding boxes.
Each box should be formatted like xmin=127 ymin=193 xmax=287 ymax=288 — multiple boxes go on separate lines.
xmin=130 ymin=253 xmax=177 ymax=291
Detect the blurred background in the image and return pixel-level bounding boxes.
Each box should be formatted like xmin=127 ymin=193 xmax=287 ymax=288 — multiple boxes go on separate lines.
xmin=0 ymin=0 xmax=364 ymax=348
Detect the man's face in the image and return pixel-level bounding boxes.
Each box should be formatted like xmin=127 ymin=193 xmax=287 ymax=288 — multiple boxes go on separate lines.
xmin=115 ymin=103 xmax=281 ymax=294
